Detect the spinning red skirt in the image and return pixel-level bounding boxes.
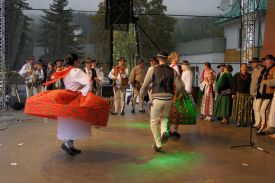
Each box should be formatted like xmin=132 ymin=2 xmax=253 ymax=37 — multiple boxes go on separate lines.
xmin=25 ymin=90 xmax=110 ymax=127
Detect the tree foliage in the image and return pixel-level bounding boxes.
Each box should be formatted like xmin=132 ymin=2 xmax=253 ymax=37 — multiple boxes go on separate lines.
xmin=90 ymin=2 xmax=110 ymax=66
xmin=172 ymin=17 xmax=224 ymax=44
xmin=134 ymin=0 xmax=176 ymax=60
xmin=90 ymin=0 xmax=176 ymax=69
xmin=5 ymin=0 xmax=33 ymax=70
xmin=113 ymin=25 xmax=137 ymax=70
xmin=37 ymin=0 xmax=82 ymax=61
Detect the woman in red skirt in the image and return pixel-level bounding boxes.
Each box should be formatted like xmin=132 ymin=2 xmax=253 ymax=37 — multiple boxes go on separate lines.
xmin=24 ymin=53 xmax=109 ymax=156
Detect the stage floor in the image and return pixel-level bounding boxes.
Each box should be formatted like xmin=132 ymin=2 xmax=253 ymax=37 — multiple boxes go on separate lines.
xmin=1 ymin=108 xmax=275 ymax=183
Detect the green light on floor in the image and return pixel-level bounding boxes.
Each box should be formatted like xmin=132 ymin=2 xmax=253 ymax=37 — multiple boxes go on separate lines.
xmin=109 ymin=151 xmax=204 ymax=181
xmin=126 ymin=122 xmax=150 ymax=129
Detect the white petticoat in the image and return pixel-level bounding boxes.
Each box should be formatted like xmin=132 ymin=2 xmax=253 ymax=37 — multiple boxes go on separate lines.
xmin=57 ymin=117 xmax=91 ymax=140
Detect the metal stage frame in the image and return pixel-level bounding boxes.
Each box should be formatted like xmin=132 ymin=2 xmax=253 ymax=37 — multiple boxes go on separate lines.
xmin=0 ymin=0 xmax=6 ymax=110
xmin=240 ymin=0 xmax=259 ymax=63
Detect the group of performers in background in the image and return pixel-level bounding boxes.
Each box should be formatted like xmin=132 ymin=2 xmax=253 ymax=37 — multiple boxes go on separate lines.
xmin=199 ymin=55 xmax=275 ymax=138
xmin=19 ymin=56 xmax=106 ymax=98
xmin=20 ymin=51 xmax=274 ymax=155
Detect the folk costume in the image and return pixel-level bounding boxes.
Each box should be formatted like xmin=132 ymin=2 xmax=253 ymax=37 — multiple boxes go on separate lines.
xmin=35 ymin=62 xmax=46 ymax=94
xmin=200 ymin=76 xmax=216 ymax=120
xmin=84 ymin=66 xmax=98 ymax=93
xmin=140 ymin=51 xmax=187 ymax=151
xmin=198 ymin=68 xmax=216 ymax=114
xmin=108 ymin=59 xmax=129 ymax=115
xmin=214 ymin=71 xmax=234 ymax=123
xmin=129 ymin=60 xmax=147 ymax=113
xmin=52 ymin=65 xmax=65 ymax=89
xmin=257 ymin=62 xmax=275 ymax=134
xmin=19 ymin=57 xmax=38 ymax=98
xmin=231 ymin=72 xmax=252 ymax=126
xmin=250 ymin=63 xmax=264 ymax=128
xmin=25 ymin=64 xmax=110 ymax=155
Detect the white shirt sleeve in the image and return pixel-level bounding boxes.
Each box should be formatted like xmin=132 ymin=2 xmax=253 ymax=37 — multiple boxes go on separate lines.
xmin=108 ymin=68 xmax=115 ymax=80
xmin=120 ymin=68 xmax=128 ymax=78
xmin=19 ymin=65 xmax=27 ymax=77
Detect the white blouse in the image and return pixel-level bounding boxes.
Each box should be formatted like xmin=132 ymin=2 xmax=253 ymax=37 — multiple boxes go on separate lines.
xmin=63 ymin=68 xmax=91 ymax=96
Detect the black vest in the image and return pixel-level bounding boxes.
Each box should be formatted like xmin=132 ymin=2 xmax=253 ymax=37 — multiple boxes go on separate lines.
xmin=152 ymin=65 xmax=175 ymax=94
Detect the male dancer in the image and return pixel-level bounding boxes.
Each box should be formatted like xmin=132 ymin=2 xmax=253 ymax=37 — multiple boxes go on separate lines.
xmin=140 ymin=51 xmax=185 ymax=152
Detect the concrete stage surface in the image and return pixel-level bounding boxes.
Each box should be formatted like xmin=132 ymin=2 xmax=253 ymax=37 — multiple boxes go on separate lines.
xmin=0 ymin=108 xmax=275 ymax=183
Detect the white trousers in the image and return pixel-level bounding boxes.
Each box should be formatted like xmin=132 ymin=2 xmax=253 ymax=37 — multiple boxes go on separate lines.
xmin=259 ymin=99 xmax=271 ymax=129
xmin=26 ymin=85 xmax=38 ymax=98
xmin=132 ymin=87 xmax=144 ymax=110
xmin=268 ymin=96 xmax=275 ymax=128
xmin=253 ymin=99 xmax=262 ymax=126
xmin=57 ymin=117 xmax=91 ymax=140
xmin=113 ymin=88 xmax=126 ymax=113
xmin=150 ymin=99 xmax=173 ymax=148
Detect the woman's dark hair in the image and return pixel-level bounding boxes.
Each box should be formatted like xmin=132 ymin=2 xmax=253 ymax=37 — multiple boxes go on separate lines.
xmin=65 ymin=53 xmax=79 ymax=66
xmin=204 ymin=62 xmax=211 ymax=69
xmin=225 ymin=65 xmax=233 ymax=72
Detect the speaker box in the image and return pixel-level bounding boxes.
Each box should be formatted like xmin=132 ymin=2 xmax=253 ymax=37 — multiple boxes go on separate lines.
xmin=105 ymin=0 xmax=134 ymax=30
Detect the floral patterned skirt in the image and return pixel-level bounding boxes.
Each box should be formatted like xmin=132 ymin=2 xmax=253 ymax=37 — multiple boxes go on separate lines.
xmin=169 ymin=94 xmax=197 ymax=125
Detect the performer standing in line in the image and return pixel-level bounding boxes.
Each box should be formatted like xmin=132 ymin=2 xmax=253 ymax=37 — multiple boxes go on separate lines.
xmin=108 ymin=57 xmax=129 ymax=115
xmin=214 ymin=65 xmax=234 ymax=124
xmin=249 ymin=57 xmax=264 ymax=128
xmin=231 ymin=63 xmax=252 ymax=127
xmin=25 ymin=53 xmax=110 ymax=156
xmin=19 ymin=56 xmax=36 ymax=98
xmin=129 ymin=59 xmax=147 ymax=113
xmin=200 ymin=72 xmax=216 ymax=121
xmin=140 ymin=51 xmax=185 ymax=152
xmin=216 ymin=64 xmax=225 ymax=82
xmin=257 ymin=55 xmax=275 ymax=135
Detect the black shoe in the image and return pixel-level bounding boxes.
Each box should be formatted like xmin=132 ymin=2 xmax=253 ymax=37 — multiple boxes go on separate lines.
xmin=257 ymin=131 xmax=266 ymax=135
xmin=139 ymin=109 xmax=145 ymax=113
xmin=111 ymin=112 xmax=118 ymax=115
xmin=120 ymin=111 xmax=125 ymax=115
xmin=153 ymin=144 xmax=162 ymax=152
xmin=169 ymin=131 xmax=173 ymax=137
xmin=161 ymin=132 xmax=169 ymax=144
xmin=173 ymin=131 xmax=181 ymax=138
xmin=61 ymin=143 xmax=75 ymax=156
xmin=242 ymin=124 xmax=247 ymax=127
xmin=131 ymin=109 xmax=135 ymax=113
xmin=71 ymin=147 xmax=82 ymax=154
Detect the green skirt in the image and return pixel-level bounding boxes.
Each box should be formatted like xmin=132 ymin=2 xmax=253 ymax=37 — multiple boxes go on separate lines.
xmin=214 ymin=94 xmax=232 ymax=117
xmin=169 ymin=94 xmax=197 ymax=125
xmin=231 ymin=92 xmax=252 ymax=124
